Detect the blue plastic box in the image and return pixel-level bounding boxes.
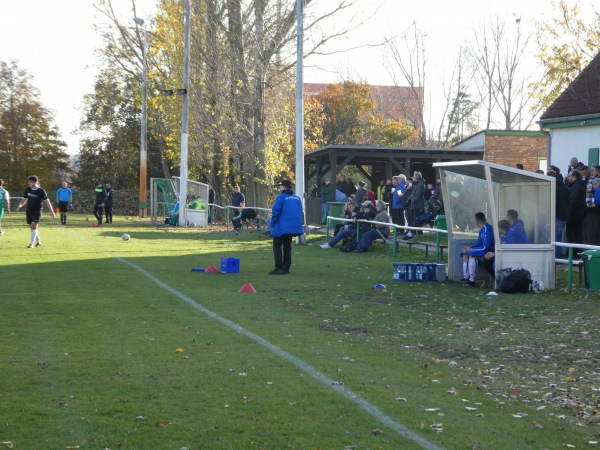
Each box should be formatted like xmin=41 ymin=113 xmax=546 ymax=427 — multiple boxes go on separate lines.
xmin=221 ymin=257 xmax=240 ymax=273
xmin=393 ymin=263 xmax=416 ymax=281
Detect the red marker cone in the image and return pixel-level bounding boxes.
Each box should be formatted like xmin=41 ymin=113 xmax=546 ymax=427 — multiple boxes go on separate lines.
xmin=239 ymin=283 xmax=257 ymax=293
xmin=205 ymin=264 xmax=220 ymax=273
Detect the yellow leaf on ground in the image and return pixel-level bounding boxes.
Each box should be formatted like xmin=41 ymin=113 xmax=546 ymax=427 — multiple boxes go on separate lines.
xmin=174 ymin=347 xmax=184 ymax=353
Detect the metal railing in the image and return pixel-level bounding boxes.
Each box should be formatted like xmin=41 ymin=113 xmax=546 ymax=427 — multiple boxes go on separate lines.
xmin=325 ymin=215 xmax=448 ymax=262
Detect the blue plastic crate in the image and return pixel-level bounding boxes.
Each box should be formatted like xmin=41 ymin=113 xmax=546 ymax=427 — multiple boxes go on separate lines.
xmin=393 ymin=263 xmax=416 ymax=281
xmin=221 ymin=257 xmax=240 ymax=273
xmin=415 ymin=263 xmax=435 ymax=281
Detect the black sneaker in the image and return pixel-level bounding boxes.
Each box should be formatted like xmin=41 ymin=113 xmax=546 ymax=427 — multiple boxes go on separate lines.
xmin=268 ymin=269 xmax=287 ymax=275
xmin=459 ymin=278 xmax=470 ymax=285
xmin=27 ymin=244 xmax=33 ymax=248
xmin=36 ymin=242 xmax=42 ymax=247
xmin=466 ymin=280 xmax=477 ymax=287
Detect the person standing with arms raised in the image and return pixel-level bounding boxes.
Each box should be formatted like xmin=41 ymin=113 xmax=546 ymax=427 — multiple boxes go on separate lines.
xmin=269 ymin=180 xmax=304 ymax=275
xmin=16 ymin=175 xmax=55 ymax=248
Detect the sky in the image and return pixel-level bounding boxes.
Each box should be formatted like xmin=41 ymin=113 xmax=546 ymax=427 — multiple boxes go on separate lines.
xmin=0 ymin=0 xmax=593 ymax=155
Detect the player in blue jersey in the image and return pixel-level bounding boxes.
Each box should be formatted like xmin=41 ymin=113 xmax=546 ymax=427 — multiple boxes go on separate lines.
xmin=16 ymin=175 xmax=56 ymax=248
xmin=56 ymin=180 xmax=73 ymax=225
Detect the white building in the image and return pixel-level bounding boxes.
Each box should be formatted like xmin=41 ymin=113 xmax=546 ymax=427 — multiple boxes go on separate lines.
xmin=538 ymin=52 xmax=600 ymax=174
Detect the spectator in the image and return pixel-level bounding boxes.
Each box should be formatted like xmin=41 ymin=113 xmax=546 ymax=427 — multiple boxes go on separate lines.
xmin=337 ymin=175 xmax=348 ymax=195
xmin=377 ymin=179 xmax=385 ymax=201
xmin=383 ymin=179 xmax=393 ymax=204
xmin=391 ymin=175 xmax=406 ymax=230
xmin=353 ymin=181 xmax=367 ymax=206
xmin=346 ymin=178 xmax=357 ymax=196
xmin=55 ymin=180 xmax=73 ymax=226
xmin=232 ymin=201 xmax=258 ymax=234
xmin=459 ymin=212 xmax=494 ymax=287
xmin=319 ymin=179 xmax=334 ymax=224
xmin=505 ymin=209 xmax=529 ymax=244
xmin=104 ymin=182 xmax=114 ymax=224
xmin=409 ymin=171 xmax=426 ymax=234
xmin=366 ymin=190 xmax=376 ymax=206
xmin=269 ymin=180 xmax=304 ymax=275
xmin=515 ymin=163 xmax=524 ymax=170
xmin=332 ymin=201 xmax=357 ymax=236
xmin=310 ymin=184 xmax=318 ymax=198
xmin=353 ymin=201 xmax=391 ymax=253
xmin=566 ymin=169 xmax=587 ymax=252
xmin=231 ymin=185 xmax=245 ymax=216
xmin=582 ymin=166 xmax=594 ymax=206
xmin=548 ymin=170 xmax=570 ymax=257
xmin=208 ymin=186 xmax=215 ymax=224
xmin=567 ymin=157 xmax=584 ymax=183
xmin=320 ymin=201 xmax=375 ymax=250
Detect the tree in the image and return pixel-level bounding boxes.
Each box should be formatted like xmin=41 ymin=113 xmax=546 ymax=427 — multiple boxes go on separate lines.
xmin=531 ymin=1 xmax=600 ymax=112
xmin=0 ymin=60 xmax=70 ymax=189
xmin=468 ymin=15 xmax=536 ymax=130
xmin=306 ymin=80 xmax=418 ymax=146
xmin=385 ymin=23 xmax=428 ymax=146
xmin=90 ymin=0 xmax=365 ymax=207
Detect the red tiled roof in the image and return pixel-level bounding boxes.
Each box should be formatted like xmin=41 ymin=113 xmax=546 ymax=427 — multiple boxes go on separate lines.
xmin=540 ymin=52 xmax=600 ymax=121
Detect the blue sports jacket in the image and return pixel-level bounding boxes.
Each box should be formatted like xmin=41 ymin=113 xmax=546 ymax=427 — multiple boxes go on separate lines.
xmin=271 ymin=190 xmax=304 ymax=237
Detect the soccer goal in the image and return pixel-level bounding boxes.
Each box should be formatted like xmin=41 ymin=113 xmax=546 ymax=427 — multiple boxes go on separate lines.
xmin=150 ymin=177 xmax=210 ymax=226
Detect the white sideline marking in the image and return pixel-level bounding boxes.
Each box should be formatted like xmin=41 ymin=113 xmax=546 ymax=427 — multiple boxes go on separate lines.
xmin=88 ymin=241 xmax=444 ymax=449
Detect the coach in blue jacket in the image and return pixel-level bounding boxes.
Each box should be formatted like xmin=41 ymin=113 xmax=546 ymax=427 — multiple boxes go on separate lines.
xmin=270 ymin=180 xmax=304 ymax=275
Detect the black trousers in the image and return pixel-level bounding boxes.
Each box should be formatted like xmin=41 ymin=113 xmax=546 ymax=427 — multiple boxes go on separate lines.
xmin=105 ymin=206 xmax=113 ymax=223
xmin=273 ymin=234 xmax=293 ymax=271
xmin=391 ymin=208 xmax=405 ymax=227
xmin=93 ymin=204 xmax=103 ymax=224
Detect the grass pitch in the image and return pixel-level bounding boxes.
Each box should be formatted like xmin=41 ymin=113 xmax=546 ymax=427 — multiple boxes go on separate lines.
xmin=1 ymin=213 xmax=599 ymax=449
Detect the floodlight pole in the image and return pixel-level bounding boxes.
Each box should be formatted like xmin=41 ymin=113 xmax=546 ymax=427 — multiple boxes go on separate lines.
xmin=134 ymin=17 xmax=148 ymax=218
xmin=179 ymin=0 xmax=191 ymax=226
xmin=295 ymin=0 xmax=305 ymax=242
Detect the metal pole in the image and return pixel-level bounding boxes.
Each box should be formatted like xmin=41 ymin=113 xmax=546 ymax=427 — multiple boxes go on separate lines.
xmin=136 ymin=18 xmax=148 ymax=218
xmin=295 ymin=0 xmax=305 ymax=242
xmin=179 ymin=0 xmax=191 ymax=226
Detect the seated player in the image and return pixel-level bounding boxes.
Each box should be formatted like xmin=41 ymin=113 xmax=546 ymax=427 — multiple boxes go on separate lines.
xmin=460 ymin=212 xmax=494 ymax=287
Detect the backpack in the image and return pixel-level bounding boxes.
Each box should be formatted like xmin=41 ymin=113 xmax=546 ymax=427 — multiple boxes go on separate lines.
xmin=497 ymin=268 xmax=532 ymax=293
xmin=339 ymin=239 xmax=357 ymax=252
xmin=428 ymin=197 xmax=442 ymax=214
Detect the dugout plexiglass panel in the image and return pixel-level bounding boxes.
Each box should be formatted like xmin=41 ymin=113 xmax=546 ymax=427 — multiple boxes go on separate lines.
xmin=433 ymin=160 xmax=556 ymax=288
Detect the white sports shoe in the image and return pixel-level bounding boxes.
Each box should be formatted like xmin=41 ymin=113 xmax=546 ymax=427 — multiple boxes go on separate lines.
xmin=320 ymin=243 xmax=331 ymax=249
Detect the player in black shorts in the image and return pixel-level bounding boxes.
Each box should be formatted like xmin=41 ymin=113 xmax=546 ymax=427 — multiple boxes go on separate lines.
xmin=16 ymin=175 xmax=56 ymax=248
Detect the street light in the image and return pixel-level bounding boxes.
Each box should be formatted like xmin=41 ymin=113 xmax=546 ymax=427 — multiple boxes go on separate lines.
xmin=134 ymin=17 xmax=148 ymax=218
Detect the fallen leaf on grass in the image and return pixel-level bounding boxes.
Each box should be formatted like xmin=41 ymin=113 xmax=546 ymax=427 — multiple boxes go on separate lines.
xmin=2 ymin=442 xmax=13 ymax=449
xmin=174 ymin=348 xmax=184 ymax=353
xmin=465 ymin=407 xmax=477 ymax=411
xmin=155 ymin=420 xmax=170 ymax=427
xmin=425 ymin=408 xmax=440 ymax=412
xmin=371 ymin=428 xmax=384 ymax=435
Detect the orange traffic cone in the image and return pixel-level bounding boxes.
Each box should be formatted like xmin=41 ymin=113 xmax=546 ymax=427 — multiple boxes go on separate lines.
xmin=205 ymin=264 xmax=220 ymax=273
xmin=239 ymin=283 xmax=257 ymax=293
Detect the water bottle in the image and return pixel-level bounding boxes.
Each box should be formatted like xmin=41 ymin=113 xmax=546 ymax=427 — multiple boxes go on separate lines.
xmin=191 ymin=268 xmax=205 ymax=272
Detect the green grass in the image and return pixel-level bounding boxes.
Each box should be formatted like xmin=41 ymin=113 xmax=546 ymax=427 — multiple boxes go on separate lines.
xmin=1 ymin=213 xmax=599 ymax=449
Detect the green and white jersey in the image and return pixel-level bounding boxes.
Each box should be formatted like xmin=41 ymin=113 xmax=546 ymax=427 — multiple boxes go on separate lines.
xmin=0 ymin=187 xmax=7 ymax=216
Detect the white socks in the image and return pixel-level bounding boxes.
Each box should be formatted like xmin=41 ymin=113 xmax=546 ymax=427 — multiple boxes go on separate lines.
xmin=30 ymin=230 xmax=40 ymax=246
xmin=468 ymin=258 xmax=477 ymax=281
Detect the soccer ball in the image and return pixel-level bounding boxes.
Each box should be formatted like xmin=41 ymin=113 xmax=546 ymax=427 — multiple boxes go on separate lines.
xmin=532 ymin=280 xmax=544 ymax=294
xmin=122 ymin=233 xmax=130 ymax=241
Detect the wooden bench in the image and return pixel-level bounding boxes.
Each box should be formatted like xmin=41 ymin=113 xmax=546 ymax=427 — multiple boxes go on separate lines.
xmin=555 ymin=258 xmax=584 ymax=286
